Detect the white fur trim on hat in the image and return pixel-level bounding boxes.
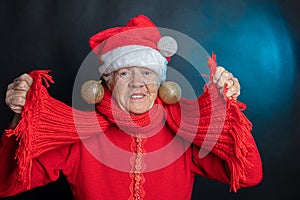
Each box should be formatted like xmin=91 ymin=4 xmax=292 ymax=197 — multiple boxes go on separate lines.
xmin=98 ymin=45 xmax=168 ymax=80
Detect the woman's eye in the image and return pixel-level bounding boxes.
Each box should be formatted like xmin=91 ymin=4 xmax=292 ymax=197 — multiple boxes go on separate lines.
xmin=119 ymin=70 xmax=129 ymax=77
xmin=143 ymin=71 xmax=151 ymax=76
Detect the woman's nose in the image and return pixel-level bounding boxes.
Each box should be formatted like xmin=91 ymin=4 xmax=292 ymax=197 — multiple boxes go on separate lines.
xmin=129 ymin=71 xmax=144 ymax=88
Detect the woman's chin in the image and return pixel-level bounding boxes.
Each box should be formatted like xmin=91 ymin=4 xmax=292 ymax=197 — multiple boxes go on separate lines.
xmin=128 ymin=104 xmax=151 ymax=115
xmin=129 ymin=108 xmax=149 ymax=115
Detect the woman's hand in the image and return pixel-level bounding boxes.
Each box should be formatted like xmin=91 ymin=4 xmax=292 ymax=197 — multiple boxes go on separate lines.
xmin=213 ymin=66 xmax=240 ymax=100
xmin=5 ymin=73 xmax=33 ymax=113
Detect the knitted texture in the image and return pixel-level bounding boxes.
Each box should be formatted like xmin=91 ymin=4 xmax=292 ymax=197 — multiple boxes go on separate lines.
xmin=4 ymin=54 xmax=254 ymax=192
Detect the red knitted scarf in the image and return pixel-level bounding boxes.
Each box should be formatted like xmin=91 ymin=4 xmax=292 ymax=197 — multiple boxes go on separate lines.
xmin=5 ymin=54 xmax=254 ymax=192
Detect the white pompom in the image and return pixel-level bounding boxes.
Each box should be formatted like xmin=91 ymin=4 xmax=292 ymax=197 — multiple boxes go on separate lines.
xmin=157 ymin=36 xmax=178 ymax=57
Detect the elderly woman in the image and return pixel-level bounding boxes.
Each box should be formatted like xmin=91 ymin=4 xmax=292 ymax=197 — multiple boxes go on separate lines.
xmin=0 ymin=15 xmax=262 ymax=200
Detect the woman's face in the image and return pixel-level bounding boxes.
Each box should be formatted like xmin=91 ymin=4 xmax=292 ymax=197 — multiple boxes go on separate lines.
xmin=109 ymin=67 xmax=160 ymax=114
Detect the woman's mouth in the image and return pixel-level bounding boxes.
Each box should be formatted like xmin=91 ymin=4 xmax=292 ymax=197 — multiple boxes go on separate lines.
xmin=130 ymin=94 xmax=145 ymax=99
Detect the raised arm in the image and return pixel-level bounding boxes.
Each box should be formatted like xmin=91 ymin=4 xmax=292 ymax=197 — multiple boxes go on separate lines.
xmin=0 ymin=73 xmax=33 ymax=196
xmin=166 ymin=62 xmax=262 ymax=191
xmin=0 ymin=73 xmax=76 ymax=197
xmin=192 ymin=66 xmax=262 ymax=190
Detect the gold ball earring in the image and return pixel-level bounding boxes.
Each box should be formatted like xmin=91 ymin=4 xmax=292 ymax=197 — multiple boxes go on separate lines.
xmin=158 ymin=81 xmax=182 ymax=104
xmin=80 ymin=80 xmax=104 ymax=104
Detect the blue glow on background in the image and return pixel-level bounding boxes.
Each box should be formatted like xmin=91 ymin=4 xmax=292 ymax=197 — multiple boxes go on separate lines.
xmin=198 ymin=1 xmax=296 ymax=119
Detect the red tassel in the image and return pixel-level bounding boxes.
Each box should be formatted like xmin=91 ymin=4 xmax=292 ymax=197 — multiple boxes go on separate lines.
xmin=208 ymin=52 xmax=217 ymax=78
xmin=205 ymin=53 xmax=255 ymax=192
xmin=6 ymin=70 xmax=54 ymax=188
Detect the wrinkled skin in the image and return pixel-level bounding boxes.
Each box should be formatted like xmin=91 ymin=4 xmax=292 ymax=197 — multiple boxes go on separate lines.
xmin=108 ymin=67 xmax=160 ymax=114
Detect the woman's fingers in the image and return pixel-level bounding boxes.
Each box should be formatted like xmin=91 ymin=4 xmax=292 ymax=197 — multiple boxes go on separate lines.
xmin=213 ymin=67 xmax=241 ymax=100
xmin=225 ymin=77 xmax=240 ymax=99
xmin=5 ymin=73 xmax=32 ymax=113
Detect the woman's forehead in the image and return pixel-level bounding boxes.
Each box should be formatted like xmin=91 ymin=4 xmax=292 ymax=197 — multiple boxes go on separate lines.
xmin=116 ymin=66 xmax=156 ymax=72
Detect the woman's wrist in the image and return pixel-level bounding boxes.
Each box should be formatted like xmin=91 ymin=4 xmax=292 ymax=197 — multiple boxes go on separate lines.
xmin=11 ymin=113 xmax=22 ymax=129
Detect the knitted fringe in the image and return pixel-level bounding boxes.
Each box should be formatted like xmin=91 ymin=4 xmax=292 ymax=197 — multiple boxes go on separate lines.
xmin=207 ymin=53 xmax=253 ymax=192
xmin=166 ymin=53 xmax=254 ymax=192
xmin=5 ymin=70 xmax=54 ymax=188
xmin=5 ymin=70 xmax=110 ymax=188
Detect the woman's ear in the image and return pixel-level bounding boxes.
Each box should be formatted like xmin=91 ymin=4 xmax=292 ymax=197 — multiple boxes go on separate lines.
xmin=102 ymin=73 xmax=114 ymax=91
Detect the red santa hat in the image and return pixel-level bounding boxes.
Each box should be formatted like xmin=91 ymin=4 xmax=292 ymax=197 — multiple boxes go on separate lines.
xmin=89 ymin=14 xmax=177 ymax=81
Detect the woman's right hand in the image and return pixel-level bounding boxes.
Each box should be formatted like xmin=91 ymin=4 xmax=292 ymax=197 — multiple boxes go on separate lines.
xmin=5 ymin=73 xmax=33 ymax=114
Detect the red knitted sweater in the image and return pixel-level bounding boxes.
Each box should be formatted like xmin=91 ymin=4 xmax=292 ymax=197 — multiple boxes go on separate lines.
xmin=2 ymin=54 xmax=261 ymax=193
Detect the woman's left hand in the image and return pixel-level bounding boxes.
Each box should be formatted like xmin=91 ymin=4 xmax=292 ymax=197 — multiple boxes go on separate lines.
xmin=213 ymin=66 xmax=240 ymax=100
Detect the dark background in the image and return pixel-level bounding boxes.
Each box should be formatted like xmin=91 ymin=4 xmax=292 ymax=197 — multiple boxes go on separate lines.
xmin=0 ymin=0 xmax=299 ymax=199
